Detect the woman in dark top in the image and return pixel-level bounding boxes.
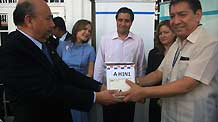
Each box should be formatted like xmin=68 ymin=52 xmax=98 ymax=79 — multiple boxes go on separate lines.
xmin=147 ymin=20 xmax=176 ymax=122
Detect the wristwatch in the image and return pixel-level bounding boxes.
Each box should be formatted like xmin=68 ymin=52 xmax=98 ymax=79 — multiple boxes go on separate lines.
xmin=135 ymin=79 xmax=140 ymax=85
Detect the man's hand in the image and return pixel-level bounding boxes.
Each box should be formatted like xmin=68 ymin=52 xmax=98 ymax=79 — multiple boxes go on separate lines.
xmin=119 ymin=80 xmax=145 ymax=102
xmin=96 ymin=90 xmax=121 ymax=105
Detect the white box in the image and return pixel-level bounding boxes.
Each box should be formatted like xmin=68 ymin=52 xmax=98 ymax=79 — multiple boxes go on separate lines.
xmin=106 ymin=62 xmax=135 ymax=91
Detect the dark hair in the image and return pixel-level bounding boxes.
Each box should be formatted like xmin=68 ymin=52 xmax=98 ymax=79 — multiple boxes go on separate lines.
xmin=115 ymin=7 xmax=134 ymax=22
xmin=154 ymin=20 xmax=176 ymax=53
xmin=53 ymin=16 xmax=66 ymax=31
xmin=71 ymin=19 xmax=91 ymax=43
xmin=169 ymin=0 xmax=202 ymax=14
xmin=13 ymin=1 xmax=36 ymax=26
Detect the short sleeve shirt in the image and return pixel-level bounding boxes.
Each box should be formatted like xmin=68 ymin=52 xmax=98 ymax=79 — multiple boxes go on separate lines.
xmin=57 ymin=41 xmax=96 ymax=75
xmin=158 ymin=26 xmax=218 ymax=122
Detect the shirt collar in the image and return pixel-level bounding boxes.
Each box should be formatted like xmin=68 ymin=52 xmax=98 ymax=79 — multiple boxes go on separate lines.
xmin=112 ymin=31 xmax=133 ymax=40
xmin=59 ymin=32 xmax=68 ymax=41
xmin=186 ymin=25 xmax=203 ymax=43
xmin=17 ymin=29 xmax=42 ymax=49
xmin=176 ymin=25 xmax=203 ymax=44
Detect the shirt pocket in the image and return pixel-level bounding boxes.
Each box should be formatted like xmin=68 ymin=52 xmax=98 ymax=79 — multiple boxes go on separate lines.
xmin=178 ymin=59 xmax=190 ymax=77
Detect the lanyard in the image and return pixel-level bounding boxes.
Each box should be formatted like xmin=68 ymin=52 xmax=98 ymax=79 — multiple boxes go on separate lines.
xmin=172 ymin=47 xmax=180 ymax=68
xmin=172 ymin=40 xmax=188 ymax=68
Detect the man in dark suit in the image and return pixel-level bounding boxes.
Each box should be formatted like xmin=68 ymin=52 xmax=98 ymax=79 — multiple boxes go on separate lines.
xmin=46 ymin=16 xmax=71 ymax=49
xmin=51 ymin=16 xmax=72 ymax=48
xmin=0 ymin=0 xmax=119 ymax=122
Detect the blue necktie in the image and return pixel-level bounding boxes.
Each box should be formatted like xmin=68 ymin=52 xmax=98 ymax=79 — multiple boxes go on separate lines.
xmin=42 ymin=43 xmax=53 ymax=64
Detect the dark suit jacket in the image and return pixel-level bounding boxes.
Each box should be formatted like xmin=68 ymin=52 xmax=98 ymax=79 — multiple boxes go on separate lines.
xmin=64 ymin=32 xmax=72 ymax=41
xmin=0 ymin=30 xmax=101 ymax=122
xmin=47 ymin=32 xmax=72 ymax=50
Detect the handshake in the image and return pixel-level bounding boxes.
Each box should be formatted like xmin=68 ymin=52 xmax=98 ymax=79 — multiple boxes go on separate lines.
xmin=96 ymin=80 xmax=146 ymax=105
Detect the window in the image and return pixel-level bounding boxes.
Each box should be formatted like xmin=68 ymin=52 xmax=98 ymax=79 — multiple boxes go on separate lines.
xmin=0 ymin=0 xmax=17 ymax=3
xmin=47 ymin=0 xmax=64 ymax=3
xmin=0 ymin=13 xmax=8 ymax=31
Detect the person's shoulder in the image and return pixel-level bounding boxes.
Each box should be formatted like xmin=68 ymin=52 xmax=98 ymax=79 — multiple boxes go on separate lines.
xmin=129 ymin=32 xmax=143 ymax=41
xmin=65 ymin=32 xmax=72 ymax=41
xmin=149 ymin=48 xmax=160 ymax=53
xmin=59 ymin=40 xmax=71 ymax=48
xmin=83 ymin=43 xmax=92 ymax=48
xmin=6 ymin=30 xmax=26 ymax=45
xmin=8 ymin=30 xmax=23 ymax=40
xmin=201 ymin=27 xmax=217 ymax=41
xmin=59 ymin=40 xmax=69 ymax=45
xmin=150 ymin=48 xmax=158 ymax=52
xmin=8 ymin=30 xmax=18 ymax=36
xmin=83 ymin=43 xmax=95 ymax=51
xmin=2 ymin=30 xmax=30 ymax=51
xmin=148 ymin=48 xmax=164 ymax=58
xmin=194 ymin=26 xmax=218 ymax=44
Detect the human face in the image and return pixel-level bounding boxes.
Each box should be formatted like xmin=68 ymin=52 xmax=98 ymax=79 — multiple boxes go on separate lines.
xmin=30 ymin=1 xmax=55 ymax=42
xmin=159 ymin=25 xmax=175 ymax=46
xmin=53 ymin=27 xmax=62 ymax=38
xmin=76 ymin=24 xmax=92 ymax=43
xmin=170 ymin=2 xmax=202 ymax=40
xmin=116 ymin=13 xmax=132 ymax=35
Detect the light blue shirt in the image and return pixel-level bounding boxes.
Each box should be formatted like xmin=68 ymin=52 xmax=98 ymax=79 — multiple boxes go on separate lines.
xmin=57 ymin=41 xmax=96 ymax=75
xmin=57 ymin=41 xmax=97 ymax=102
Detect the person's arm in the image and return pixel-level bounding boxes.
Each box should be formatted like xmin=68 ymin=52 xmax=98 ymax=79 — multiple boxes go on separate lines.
xmin=93 ymin=39 xmax=105 ymax=83
xmin=136 ymin=38 xmax=146 ymax=77
xmin=87 ymin=61 xmax=94 ymax=77
xmin=137 ymin=69 xmax=162 ymax=87
xmin=143 ymin=76 xmax=199 ymax=98
xmin=87 ymin=46 xmax=96 ymax=77
xmin=121 ymin=76 xmax=199 ymax=102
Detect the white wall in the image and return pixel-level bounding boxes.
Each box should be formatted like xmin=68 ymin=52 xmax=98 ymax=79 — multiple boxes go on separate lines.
xmin=65 ymin=0 xmax=92 ymax=33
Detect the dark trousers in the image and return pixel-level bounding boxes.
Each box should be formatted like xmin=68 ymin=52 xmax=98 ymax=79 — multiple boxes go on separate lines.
xmin=149 ymin=98 xmax=161 ymax=122
xmin=13 ymin=102 xmax=72 ymax=122
xmin=103 ymin=102 xmax=135 ymax=122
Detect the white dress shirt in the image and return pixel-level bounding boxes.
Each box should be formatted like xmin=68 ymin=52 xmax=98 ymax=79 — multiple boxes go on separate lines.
xmin=94 ymin=31 xmax=146 ymax=83
xmin=59 ymin=32 xmax=68 ymax=42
